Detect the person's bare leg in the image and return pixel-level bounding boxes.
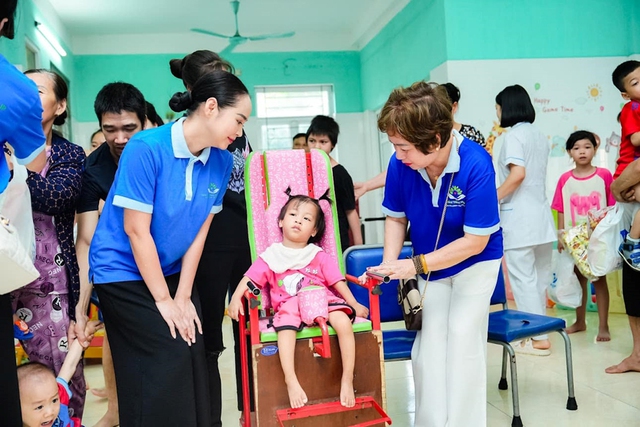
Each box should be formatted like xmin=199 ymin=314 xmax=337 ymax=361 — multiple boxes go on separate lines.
xmin=93 ymin=332 xmax=119 ymax=427
xmin=606 ymin=316 xmax=640 ymax=373
xmin=593 ymin=277 xmax=611 ymax=341
xmin=277 ymin=330 xmax=307 ymax=408
xmin=566 ymin=269 xmax=588 ymax=334
xmin=329 ymin=311 xmax=356 ymax=407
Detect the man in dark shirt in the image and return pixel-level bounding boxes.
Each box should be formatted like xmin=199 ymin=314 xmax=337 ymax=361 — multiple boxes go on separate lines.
xmin=73 ymin=82 xmax=146 ymax=427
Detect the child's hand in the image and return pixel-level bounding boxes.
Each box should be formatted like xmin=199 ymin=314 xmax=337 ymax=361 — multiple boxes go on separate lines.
xmin=557 ymin=230 xmax=565 ymax=253
xmin=357 ymin=271 xmax=369 ymax=284
xmin=227 ymin=297 xmax=244 ymax=321
xmin=85 ymin=319 xmax=103 ymax=334
xmin=79 ymin=320 xmax=103 ymax=348
xmin=354 ymin=302 xmax=369 ymax=319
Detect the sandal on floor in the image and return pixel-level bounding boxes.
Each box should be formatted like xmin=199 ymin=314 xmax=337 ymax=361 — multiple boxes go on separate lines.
xmin=513 ymin=339 xmax=551 ymax=356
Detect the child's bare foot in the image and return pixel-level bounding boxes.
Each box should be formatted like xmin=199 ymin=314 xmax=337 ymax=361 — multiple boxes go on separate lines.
xmin=596 ymin=328 xmax=611 ymax=342
xmin=340 ymin=379 xmax=355 ymax=407
xmin=565 ymin=322 xmax=587 ymax=334
xmin=605 ymin=355 xmax=640 ymax=373
xmin=286 ymin=379 xmax=308 ymax=408
xmin=532 ymin=338 xmax=551 ymax=350
xmin=91 ymin=388 xmax=108 ymax=399
xmin=92 ymin=411 xmax=119 ymax=427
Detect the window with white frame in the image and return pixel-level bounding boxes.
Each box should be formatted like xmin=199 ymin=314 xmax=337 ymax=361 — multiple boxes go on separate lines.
xmin=255 ymin=85 xmax=335 ymax=150
xmin=25 ymin=38 xmax=39 ymax=71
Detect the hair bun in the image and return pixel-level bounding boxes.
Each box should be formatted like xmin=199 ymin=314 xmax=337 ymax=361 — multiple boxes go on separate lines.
xmin=169 ymin=58 xmax=184 ymax=79
xmin=53 ymin=110 xmax=68 ymax=126
xmin=169 ymin=91 xmax=192 ymax=112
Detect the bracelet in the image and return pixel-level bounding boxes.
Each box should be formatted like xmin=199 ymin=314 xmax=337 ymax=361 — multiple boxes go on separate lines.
xmin=412 ymin=255 xmax=425 ymax=275
xmin=420 ymin=254 xmax=429 ymax=273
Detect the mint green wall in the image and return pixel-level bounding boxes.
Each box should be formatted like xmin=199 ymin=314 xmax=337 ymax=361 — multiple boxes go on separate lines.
xmin=5 ymin=0 xmax=640 ymax=121
xmin=444 ymin=0 xmax=633 ymax=60
xmin=360 ymin=0 xmax=447 ymax=111
xmin=73 ymin=51 xmax=362 ymax=122
xmin=0 ymin=0 xmax=74 ymax=80
xmin=73 ymin=54 xmax=183 ymax=123
xmin=631 ymin=0 xmax=640 ymax=55
xmin=360 ymin=0 xmax=639 ymax=111
xmin=228 ymin=51 xmax=362 ymax=114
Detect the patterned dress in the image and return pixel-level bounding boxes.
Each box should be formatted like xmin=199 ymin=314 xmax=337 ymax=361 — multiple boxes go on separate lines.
xmin=459 ymin=124 xmax=486 ymax=147
xmin=11 ymin=133 xmax=86 ymax=418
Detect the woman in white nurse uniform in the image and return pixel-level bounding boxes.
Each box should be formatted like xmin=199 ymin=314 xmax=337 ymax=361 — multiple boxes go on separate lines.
xmin=496 ymin=84 xmax=557 ymax=355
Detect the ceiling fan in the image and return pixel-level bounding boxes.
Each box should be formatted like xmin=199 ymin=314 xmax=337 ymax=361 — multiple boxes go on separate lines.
xmin=191 ymin=0 xmax=295 ymax=54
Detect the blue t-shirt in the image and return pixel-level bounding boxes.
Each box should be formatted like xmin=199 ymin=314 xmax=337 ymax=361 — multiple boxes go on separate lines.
xmin=0 ymin=54 xmax=46 ymax=193
xmin=382 ymin=133 xmax=503 ymax=280
xmin=89 ymin=118 xmax=233 ymax=284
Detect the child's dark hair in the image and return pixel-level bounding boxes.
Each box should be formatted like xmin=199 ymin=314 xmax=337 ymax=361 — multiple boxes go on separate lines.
xmin=441 ymin=82 xmax=461 ymax=104
xmin=307 ymin=115 xmax=340 ymax=147
xmin=566 ymin=130 xmax=597 ymax=151
xmin=495 ymin=84 xmax=536 ymax=127
xmin=17 ymin=361 xmax=55 ymax=385
xmin=278 ymin=188 xmax=332 ymax=244
xmin=90 ymin=129 xmax=103 ymax=140
xmin=145 ymin=101 xmax=164 ymax=127
xmin=612 ymin=60 xmax=640 ymax=93
xmin=293 ymin=133 xmax=306 ymax=141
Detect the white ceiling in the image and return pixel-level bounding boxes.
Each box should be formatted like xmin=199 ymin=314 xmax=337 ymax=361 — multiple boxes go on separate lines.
xmin=44 ymin=0 xmax=409 ymax=55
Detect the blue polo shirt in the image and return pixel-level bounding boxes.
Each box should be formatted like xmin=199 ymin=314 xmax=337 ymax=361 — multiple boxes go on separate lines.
xmin=89 ymin=118 xmax=233 ymax=284
xmin=382 ymin=132 xmax=503 ymax=280
xmin=0 ymin=54 xmax=46 ymax=193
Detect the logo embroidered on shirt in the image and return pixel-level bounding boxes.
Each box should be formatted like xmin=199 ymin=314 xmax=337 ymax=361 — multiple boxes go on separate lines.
xmin=207 ymin=183 xmax=219 ymax=195
xmin=447 ymin=185 xmax=466 ymax=207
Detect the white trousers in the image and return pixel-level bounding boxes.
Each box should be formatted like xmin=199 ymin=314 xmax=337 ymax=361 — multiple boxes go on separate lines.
xmin=504 ymin=243 xmax=553 ymax=340
xmin=412 ymin=259 xmax=501 ymax=427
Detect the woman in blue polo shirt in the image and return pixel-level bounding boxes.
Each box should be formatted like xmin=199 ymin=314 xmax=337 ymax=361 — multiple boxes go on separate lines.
xmin=89 ymin=70 xmax=251 ymax=427
xmin=0 ymin=2 xmax=47 ymax=424
xmin=367 ymin=82 xmax=503 ymax=427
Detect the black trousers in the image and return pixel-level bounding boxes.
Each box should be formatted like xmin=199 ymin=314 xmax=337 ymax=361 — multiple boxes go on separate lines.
xmin=0 ymin=293 xmax=22 ymax=426
xmin=95 ymin=274 xmax=210 ymax=427
xmin=622 ymin=262 xmax=640 ymax=317
xmin=195 ymin=245 xmax=254 ymax=426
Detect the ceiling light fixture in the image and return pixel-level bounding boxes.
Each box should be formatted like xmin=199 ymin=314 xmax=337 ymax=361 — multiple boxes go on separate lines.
xmin=35 ymin=21 xmax=67 ymax=57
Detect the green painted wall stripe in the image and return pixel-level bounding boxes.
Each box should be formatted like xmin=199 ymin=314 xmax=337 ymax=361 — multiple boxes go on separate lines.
xmin=444 ymin=0 xmax=636 ymax=60
xmin=360 ymin=0 xmax=640 ymax=112
xmin=4 ymin=0 xmax=640 ymax=122
xmin=360 ymin=0 xmax=447 ymax=111
xmin=73 ymin=51 xmax=362 ymax=122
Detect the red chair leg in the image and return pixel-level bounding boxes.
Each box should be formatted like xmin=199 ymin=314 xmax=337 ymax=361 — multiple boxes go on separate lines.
xmin=312 ymin=317 xmax=331 ymax=358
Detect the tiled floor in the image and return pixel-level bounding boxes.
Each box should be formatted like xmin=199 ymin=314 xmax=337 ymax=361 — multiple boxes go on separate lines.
xmin=82 ymin=307 xmax=640 ymax=426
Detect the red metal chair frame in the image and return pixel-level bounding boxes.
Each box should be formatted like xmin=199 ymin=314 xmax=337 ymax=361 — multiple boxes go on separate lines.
xmin=237 ymin=273 xmax=389 ymax=426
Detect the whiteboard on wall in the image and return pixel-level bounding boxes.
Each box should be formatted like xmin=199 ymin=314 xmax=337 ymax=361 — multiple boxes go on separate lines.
xmin=433 ymin=56 xmax=628 ymax=200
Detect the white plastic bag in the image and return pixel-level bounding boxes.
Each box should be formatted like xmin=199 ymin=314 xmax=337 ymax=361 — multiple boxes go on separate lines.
xmin=587 ymin=204 xmax=624 ymax=277
xmin=0 ymin=154 xmax=38 ymax=294
xmin=0 ymin=155 xmax=35 ymax=260
xmin=548 ymin=251 xmax=583 ymax=308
